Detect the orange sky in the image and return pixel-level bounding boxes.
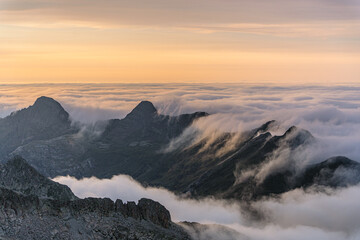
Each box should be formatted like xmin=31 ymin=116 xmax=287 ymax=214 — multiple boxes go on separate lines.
xmin=0 ymin=0 xmax=359 ymax=84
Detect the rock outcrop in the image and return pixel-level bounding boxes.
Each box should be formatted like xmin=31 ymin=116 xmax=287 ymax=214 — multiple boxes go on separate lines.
xmin=0 ymin=157 xmax=191 ymax=239
xmin=0 ymin=187 xmax=190 ymax=239
xmin=115 ymin=198 xmax=171 ymax=228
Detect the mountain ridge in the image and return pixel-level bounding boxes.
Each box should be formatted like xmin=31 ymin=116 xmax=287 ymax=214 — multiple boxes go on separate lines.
xmin=3 ymin=96 xmax=359 ymax=201
xmin=0 ymin=156 xmax=193 ymax=239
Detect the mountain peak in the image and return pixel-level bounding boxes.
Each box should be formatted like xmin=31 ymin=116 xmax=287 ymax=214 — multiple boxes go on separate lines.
xmin=283 ymin=125 xmax=314 ymax=148
xmin=33 ymin=96 xmax=63 ymax=109
xmin=257 ymin=120 xmax=277 ymax=132
xmin=30 ymin=96 xmax=70 ymax=121
xmin=126 ymin=101 xmax=157 ymax=119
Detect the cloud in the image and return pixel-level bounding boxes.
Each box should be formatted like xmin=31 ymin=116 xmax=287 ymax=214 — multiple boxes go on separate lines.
xmin=1 ymin=82 xmax=356 ymax=239
xmin=53 ymin=174 xmax=360 ymax=240
xmin=1 ymin=0 xmax=360 ymax=39
xmin=53 ymin=174 xmax=243 ymax=225
xmin=0 ymin=83 xmax=359 ymax=161
xmin=255 ymin=185 xmax=360 ymax=234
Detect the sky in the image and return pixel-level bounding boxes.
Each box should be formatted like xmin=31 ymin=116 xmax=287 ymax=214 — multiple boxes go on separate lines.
xmin=1 ymin=0 xmax=359 ymax=84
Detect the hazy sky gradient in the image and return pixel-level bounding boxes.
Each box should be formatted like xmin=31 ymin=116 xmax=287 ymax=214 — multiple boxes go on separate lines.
xmin=0 ymin=0 xmax=359 ymax=83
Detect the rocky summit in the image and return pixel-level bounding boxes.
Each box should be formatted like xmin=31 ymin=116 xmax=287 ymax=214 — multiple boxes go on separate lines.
xmin=0 ymin=157 xmax=191 ymax=240
xmin=0 ymin=96 xmax=75 ymax=159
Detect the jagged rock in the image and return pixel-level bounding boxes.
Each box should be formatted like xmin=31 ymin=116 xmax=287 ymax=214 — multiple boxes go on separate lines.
xmin=114 ymin=198 xmax=171 ymax=228
xmin=70 ymin=197 xmax=115 ymax=216
xmin=0 ymin=187 xmax=191 ymax=239
xmin=0 ymin=158 xmax=191 ymax=239
xmin=138 ymin=198 xmax=171 ymax=228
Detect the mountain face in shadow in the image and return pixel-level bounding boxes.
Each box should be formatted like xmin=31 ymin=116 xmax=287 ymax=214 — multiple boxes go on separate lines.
xmin=10 ymin=99 xmax=209 ymax=179
xmin=0 ymin=156 xmax=192 ymax=239
xmin=0 ymin=96 xmax=75 ymax=158
xmin=5 ymin=97 xmax=360 ymax=201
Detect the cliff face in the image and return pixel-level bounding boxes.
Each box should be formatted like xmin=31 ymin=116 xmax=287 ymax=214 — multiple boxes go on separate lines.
xmin=0 ymin=157 xmax=191 ymax=240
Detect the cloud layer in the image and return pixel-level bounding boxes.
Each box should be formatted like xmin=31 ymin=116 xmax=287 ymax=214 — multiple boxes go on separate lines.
xmin=2 ymin=0 xmax=360 ymax=28
xmin=53 ymin=174 xmax=360 ymax=240
xmin=0 ymin=83 xmax=358 ymax=239
xmin=0 ymin=83 xmax=359 ymax=161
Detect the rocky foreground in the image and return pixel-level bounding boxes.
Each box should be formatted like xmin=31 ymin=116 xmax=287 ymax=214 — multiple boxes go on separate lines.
xmin=0 ymin=157 xmax=191 ymax=240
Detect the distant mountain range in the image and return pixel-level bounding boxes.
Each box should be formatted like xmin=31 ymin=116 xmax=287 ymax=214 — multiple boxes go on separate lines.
xmin=2 ymin=96 xmax=360 ymax=201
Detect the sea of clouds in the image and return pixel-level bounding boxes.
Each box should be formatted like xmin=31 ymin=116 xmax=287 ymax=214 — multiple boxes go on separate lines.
xmin=54 ymin=174 xmax=360 ymax=240
xmin=1 ymin=83 xmax=360 ymax=239
xmin=1 ymin=83 xmax=359 ymax=160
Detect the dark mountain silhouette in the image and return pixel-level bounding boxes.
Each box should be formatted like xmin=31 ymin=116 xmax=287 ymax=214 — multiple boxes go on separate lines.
xmin=5 ymin=97 xmax=360 ymax=201
xmin=0 ymin=96 xmax=75 ymax=158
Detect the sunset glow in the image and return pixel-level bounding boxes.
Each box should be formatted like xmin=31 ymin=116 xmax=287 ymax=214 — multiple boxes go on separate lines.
xmin=1 ymin=0 xmax=359 ymax=84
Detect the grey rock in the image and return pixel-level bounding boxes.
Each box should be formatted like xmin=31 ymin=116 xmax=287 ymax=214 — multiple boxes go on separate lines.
xmin=0 ymin=188 xmax=191 ymax=240
xmin=0 ymin=156 xmax=77 ymax=201
xmin=0 ymin=158 xmax=192 ymax=239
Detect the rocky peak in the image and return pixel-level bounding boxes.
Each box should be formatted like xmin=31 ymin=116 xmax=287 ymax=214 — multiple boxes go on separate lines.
xmin=115 ymin=198 xmax=171 ymax=228
xmin=125 ymin=101 xmax=157 ymax=119
xmin=282 ymin=125 xmax=314 ymax=148
xmin=33 ymin=96 xmax=62 ymax=108
xmin=318 ymin=156 xmax=358 ymax=169
xmin=30 ymin=96 xmax=70 ymax=122
xmin=253 ymin=120 xmax=277 ymax=136
xmin=0 ymin=96 xmax=74 ymax=157
xmin=260 ymin=120 xmax=277 ymax=131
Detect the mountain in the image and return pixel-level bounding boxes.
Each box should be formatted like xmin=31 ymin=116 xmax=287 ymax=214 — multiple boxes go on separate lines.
xmin=6 ymin=97 xmax=360 ymax=201
xmin=181 ymin=124 xmax=317 ymax=200
xmin=298 ymin=156 xmax=360 ymax=187
xmin=0 ymin=157 xmax=192 ymax=239
xmin=0 ymin=96 xmax=75 ymax=158
xmin=10 ymin=99 xmax=209 ymax=179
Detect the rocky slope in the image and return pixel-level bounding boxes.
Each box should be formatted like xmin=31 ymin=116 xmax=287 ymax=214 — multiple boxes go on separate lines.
xmin=0 ymin=156 xmax=76 ymax=201
xmin=0 ymin=157 xmax=192 ymax=240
